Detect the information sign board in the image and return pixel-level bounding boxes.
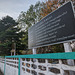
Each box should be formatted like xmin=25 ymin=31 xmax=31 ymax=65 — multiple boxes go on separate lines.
xmin=28 ymin=2 xmax=75 ymax=49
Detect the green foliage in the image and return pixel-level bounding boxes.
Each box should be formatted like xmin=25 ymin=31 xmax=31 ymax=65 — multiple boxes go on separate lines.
xmin=17 ymin=1 xmax=42 ymax=55
xmin=18 ymin=1 xmax=42 ymax=31
xmin=0 ymin=16 xmax=26 ymax=55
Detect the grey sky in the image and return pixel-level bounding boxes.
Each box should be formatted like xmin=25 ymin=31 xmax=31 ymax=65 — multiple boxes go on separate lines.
xmin=0 ymin=0 xmax=43 ymax=19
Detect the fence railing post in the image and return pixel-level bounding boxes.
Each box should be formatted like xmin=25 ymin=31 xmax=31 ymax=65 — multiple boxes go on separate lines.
xmin=4 ymin=57 xmax=6 ymax=75
xmin=59 ymin=59 xmax=65 ymax=75
xmin=18 ymin=57 xmax=20 ymax=75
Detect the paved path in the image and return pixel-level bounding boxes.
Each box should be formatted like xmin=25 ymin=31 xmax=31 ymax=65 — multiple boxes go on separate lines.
xmin=0 ymin=70 xmax=4 ymax=75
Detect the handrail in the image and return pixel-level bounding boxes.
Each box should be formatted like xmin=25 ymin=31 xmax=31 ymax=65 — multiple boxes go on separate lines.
xmin=5 ymin=52 xmax=75 ymax=59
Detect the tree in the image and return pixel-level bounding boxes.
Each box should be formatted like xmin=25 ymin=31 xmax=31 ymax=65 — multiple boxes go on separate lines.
xmin=0 ymin=16 xmax=26 ymax=55
xmin=16 ymin=1 xmax=42 ymax=55
xmin=0 ymin=16 xmax=17 ymax=41
xmin=40 ymin=0 xmax=61 ymax=18
xmin=17 ymin=1 xmax=42 ymax=31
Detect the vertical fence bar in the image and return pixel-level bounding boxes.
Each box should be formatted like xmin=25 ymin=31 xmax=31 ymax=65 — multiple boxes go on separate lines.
xmin=46 ymin=59 xmax=49 ymax=75
xmin=59 ymin=59 xmax=65 ymax=75
xmin=18 ymin=57 xmax=20 ymax=75
xmin=4 ymin=57 xmax=6 ymax=75
xmin=20 ymin=58 xmax=22 ymax=75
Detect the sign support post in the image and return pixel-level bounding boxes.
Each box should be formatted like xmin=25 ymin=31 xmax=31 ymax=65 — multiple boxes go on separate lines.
xmin=63 ymin=42 xmax=75 ymax=75
xmin=32 ymin=48 xmax=36 ymax=54
xmin=32 ymin=48 xmax=36 ymax=62
xmin=11 ymin=52 xmax=12 ymax=56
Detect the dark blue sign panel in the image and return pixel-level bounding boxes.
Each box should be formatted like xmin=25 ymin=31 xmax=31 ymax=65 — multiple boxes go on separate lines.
xmin=28 ymin=2 xmax=75 ymax=49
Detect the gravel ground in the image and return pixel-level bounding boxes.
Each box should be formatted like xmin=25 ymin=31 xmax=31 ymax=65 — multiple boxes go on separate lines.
xmin=0 ymin=70 xmax=4 ymax=75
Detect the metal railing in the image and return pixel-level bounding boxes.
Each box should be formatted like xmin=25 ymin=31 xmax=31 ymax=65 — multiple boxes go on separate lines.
xmin=0 ymin=52 xmax=75 ymax=75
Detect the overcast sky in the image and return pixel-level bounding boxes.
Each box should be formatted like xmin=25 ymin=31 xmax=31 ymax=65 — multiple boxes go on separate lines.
xmin=0 ymin=0 xmax=43 ymax=20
